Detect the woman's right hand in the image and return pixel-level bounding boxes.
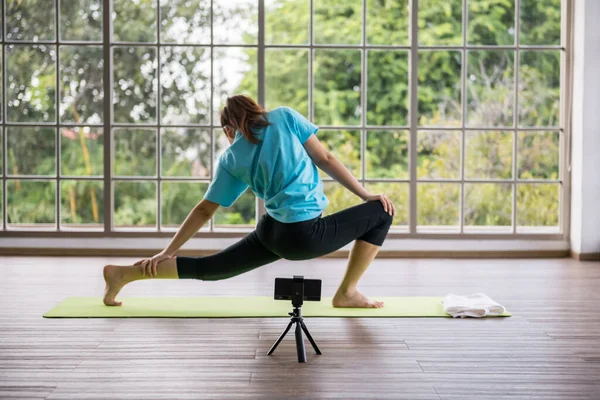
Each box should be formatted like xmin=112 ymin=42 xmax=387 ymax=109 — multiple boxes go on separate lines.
xmin=364 ymin=193 xmax=396 ymax=216
xmin=134 ymin=250 xmax=173 ymax=278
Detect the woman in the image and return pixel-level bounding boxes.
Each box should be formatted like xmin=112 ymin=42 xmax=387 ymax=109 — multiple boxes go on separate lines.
xmin=103 ymin=95 xmax=396 ymax=308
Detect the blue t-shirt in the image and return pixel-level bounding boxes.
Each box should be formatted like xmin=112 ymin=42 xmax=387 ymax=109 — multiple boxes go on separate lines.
xmin=204 ymin=106 xmax=329 ymax=223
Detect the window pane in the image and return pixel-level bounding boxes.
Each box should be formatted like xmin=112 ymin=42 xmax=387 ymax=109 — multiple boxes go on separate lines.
xmin=113 ymin=47 xmax=157 ymax=123
xmin=464 ymin=183 xmax=512 ymax=231
xmin=160 ymin=0 xmax=210 ymax=44
xmin=417 ymin=131 xmax=460 ymax=179
xmin=7 ymin=45 xmax=56 ymax=123
xmin=467 ymin=50 xmax=514 ymax=127
xmin=265 ymin=0 xmax=309 ymax=45
xmin=317 ymin=130 xmax=361 ymax=180
xmin=162 ymin=182 xmax=209 ymax=228
xmin=61 ymin=127 xmax=103 ymax=176
xmin=465 ymin=131 xmax=513 ymax=179
xmin=60 ymin=46 xmax=104 ymax=124
xmin=468 ymin=0 xmax=515 ymax=45
xmin=315 ymin=0 xmax=362 ymax=44
xmin=7 ymin=180 xmax=55 ymax=227
xmin=213 ymin=0 xmax=258 ymax=44
xmin=418 ymin=0 xmax=462 ymax=45
xmin=265 ymin=49 xmax=309 ymax=116
xmin=417 ymin=183 xmax=460 ymax=231
xmin=520 ymin=0 xmax=561 ymax=45
xmin=113 ymin=129 xmax=157 ymax=177
xmin=366 ymin=130 xmax=409 ymax=179
xmin=113 ymin=0 xmax=156 ymax=42
xmin=6 ymin=0 xmax=55 ymax=41
xmin=7 ymin=127 xmax=56 ymax=176
xmin=365 ymin=183 xmax=409 ymax=227
xmin=161 ymin=47 xmax=210 ymax=125
xmin=0 ymin=129 xmax=3 ymax=176
xmin=322 ymin=182 xmax=361 ymax=216
xmin=518 ymin=131 xmax=559 ymax=180
xmin=367 ymin=0 xmax=409 ymax=45
xmin=213 ymin=47 xmax=258 ymax=123
xmin=60 ymin=0 xmax=103 ymax=41
xmin=519 ymin=51 xmax=560 ymax=127
xmin=418 ymin=51 xmax=462 ymax=127
xmin=367 ymin=50 xmax=408 ymax=126
xmin=213 ymin=128 xmax=229 ymax=162
xmin=114 ymin=181 xmax=157 ymax=228
xmin=0 ymin=56 xmax=3 ymax=122
xmin=60 ymin=180 xmax=103 ymax=228
xmin=517 ymin=183 xmax=559 ymax=232
xmin=214 ymin=191 xmax=256 ymax=229
xmin=161 ymin=128 xmax=211 ymax=178
xmin=314 ymin=49 xmax=361 ymax=126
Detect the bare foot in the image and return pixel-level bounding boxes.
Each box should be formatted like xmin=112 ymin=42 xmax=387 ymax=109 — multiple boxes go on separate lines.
xmin=103 ymin=265 xmax=124 ymax=306
xmin=332 ymin=289 xmax=384 ymax=308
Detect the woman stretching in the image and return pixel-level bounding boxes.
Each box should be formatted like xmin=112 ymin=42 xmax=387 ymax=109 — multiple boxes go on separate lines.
xmin=103 ymin=95 xmax=396 ymax=308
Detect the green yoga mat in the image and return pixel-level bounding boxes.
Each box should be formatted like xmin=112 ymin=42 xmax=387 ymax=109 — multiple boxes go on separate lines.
xmin=44 ymin=296 xmax=511 ymax=318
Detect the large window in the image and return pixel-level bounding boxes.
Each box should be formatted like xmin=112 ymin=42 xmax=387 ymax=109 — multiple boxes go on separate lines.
xmin=0 ymin=0 xmax=566 ymax=237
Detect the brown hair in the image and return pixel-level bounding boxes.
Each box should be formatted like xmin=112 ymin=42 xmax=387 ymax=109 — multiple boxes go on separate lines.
xmin=220 ymin=95 xmax=270 ymax=144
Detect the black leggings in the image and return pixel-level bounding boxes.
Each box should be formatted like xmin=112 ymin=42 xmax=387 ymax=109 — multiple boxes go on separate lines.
xmin=176 ymin=200 xmax=393 ymax=281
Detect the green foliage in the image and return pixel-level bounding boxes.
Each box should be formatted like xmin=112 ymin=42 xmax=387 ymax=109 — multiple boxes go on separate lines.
xmin=366 ymin=131 xmax=409 ymax=179
xmin=367 ymin=51 xmax=409 ymax=126
xmin=520 ymin=0 xmax=561 ymax=45
xmin=313 ymin=49 xmax=361 ymax=125
xmin=6 ymin=0 xmax=56 ymax=40
xmin=4 ymin=0 xmax=563 ymax=230
xmin=113 ymin=129 xmax=157 ymax=177
xmin=113 ymin=182 xmax=157 ymax=227
xmin=419 ymin=0 xmax=462 ymax=45
xmin=7 ymin=180 xmax=55 ymax=225
xmin=61 ymin=180 xmax=104 ymax=225
xmin=468 ymin=0 xmax=515 ymax=45
xmin=465 ymin=184 xmax=512 ymax=227
xmin=314 ymin=1 xmax=362 ymax=44
xmin=368 ymin=0 xmax=409 ymax=45
xmin=418 ymin=183 xmax=460 ymax=226
xmin=113 ymin=0 xmax=156 ymax=42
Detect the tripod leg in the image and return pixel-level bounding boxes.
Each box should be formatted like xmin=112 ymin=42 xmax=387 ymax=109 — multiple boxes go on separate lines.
xmin=295 ymin=322 xmax=307 ymax=363
xmin=300 ymin=321 xmax=322 ymax=355
xmin=267 ymin=320 xmax=294 ymax=356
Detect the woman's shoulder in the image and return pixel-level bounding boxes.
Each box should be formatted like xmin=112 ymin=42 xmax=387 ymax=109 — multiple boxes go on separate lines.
xmin=268 ymin=106 xmax=295 ymax=118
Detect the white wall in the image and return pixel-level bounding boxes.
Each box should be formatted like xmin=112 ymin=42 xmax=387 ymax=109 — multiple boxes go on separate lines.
xmin=571 ymin=0 xmax=600 ymax=255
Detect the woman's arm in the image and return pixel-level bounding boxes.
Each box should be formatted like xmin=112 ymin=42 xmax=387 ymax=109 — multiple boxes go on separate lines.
xmin=137 ymin=199 xmax=219 ymax=277
xmin=163 ymin=199 xmax=220 ymax=256
xmin=303 ymin=134 xmax=395 ymax=215
xmin=303 ymin=135 xmax=369 ymax=200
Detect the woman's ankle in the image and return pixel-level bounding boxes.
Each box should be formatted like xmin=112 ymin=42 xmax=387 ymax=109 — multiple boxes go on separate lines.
xmin=119 ymin=265 xmax=140 ymax=284
xmin=335 ymin=285 xmax=357 ymax=297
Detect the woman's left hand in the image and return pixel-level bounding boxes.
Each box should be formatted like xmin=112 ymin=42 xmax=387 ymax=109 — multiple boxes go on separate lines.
xmin=134 ymin=250 xmax=173 ymax=278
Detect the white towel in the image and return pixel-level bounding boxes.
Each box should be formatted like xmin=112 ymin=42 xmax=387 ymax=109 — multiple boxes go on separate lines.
xmin=442 ymin=293 xmax=506 ymax=318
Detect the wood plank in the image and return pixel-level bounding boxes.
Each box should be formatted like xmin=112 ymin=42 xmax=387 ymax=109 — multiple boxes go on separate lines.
xmin=1 ymin=256 xmax=599 ymax=399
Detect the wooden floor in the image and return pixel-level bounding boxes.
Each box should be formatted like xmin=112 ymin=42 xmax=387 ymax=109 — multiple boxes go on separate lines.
xmin=1 ymin=256 xmax=599 ymax=399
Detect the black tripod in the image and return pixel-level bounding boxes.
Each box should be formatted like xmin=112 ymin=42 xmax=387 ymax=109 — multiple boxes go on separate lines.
xmin=267 ymin=277 xmax=322 ymax=363
xmin=267 ymin=305 xmax=321 ymax=363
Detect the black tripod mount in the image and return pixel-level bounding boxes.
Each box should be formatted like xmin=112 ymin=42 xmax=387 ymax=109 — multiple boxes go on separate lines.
xmin=267 ymin=276 xmax=322 ymax=363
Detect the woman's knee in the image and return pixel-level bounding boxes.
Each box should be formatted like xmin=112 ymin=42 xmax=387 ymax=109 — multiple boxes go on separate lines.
xmin=369 ymin=200 xmax=394 ymax=226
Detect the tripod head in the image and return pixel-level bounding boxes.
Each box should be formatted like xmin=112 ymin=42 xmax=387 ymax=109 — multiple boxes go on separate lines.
xmin=273 ymin=275 xmax=322 ymax=308
xmin=291 ymin=275 xmax=305 ymax=308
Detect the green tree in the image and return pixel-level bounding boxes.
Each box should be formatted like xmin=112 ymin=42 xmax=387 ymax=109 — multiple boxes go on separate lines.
xmin=4 ymin=0 xmax=563 ymax=231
